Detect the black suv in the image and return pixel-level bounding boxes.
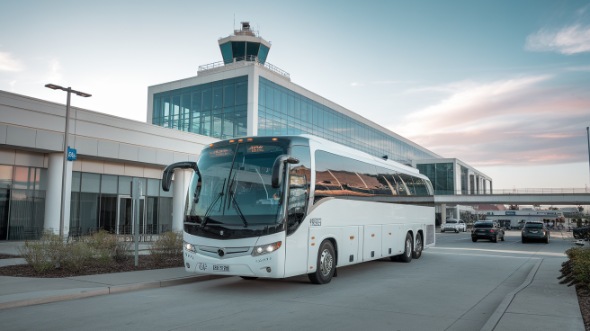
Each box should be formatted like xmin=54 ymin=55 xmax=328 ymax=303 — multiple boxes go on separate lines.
xmin=471 ymin=221 xmax=505 ymax=243
xmin=522 ymin=222 xmax=550 ymax=243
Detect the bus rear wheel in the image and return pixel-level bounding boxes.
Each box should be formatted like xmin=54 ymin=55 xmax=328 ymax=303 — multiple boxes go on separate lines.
xmin=412 ymin=233 xmax=423 ymax=259
xmin=308 ymin=240 xmax=336 ymax=284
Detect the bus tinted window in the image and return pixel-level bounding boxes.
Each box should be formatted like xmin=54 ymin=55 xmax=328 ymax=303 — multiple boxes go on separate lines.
xmin=315 ymin=151 xmax=431 ymax=203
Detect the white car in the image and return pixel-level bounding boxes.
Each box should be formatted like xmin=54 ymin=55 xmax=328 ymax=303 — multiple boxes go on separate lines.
xmin=441 ymin=219 xmax=467 ymax=233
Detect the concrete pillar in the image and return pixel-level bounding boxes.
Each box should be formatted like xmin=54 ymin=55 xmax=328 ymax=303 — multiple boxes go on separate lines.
xmin=44 ymin=153 xmax=62 ymax=234
xmin=441 ymin=203 xmax=447 ymax=225
xmin=172 ymin=169 xmax=192 ymax=233
xmin=247 ymin=65 xmax=259 ymax=136
xmin=43 ymin=153 xmax=73 ymax=236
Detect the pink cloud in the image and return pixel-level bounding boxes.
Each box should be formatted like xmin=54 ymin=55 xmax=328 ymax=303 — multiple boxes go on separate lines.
xmin=391 ymin=76 xmax=590 ymax=167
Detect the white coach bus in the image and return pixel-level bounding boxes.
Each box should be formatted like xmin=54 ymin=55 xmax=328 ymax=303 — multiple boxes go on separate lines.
xmin=162 ymin=135 xmax=435 ymax=284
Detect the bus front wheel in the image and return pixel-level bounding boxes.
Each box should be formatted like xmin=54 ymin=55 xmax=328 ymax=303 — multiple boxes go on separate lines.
xmin=308 ymin=240 xmax=336 ymax=284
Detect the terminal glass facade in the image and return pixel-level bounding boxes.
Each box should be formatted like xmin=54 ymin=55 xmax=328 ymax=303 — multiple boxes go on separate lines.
xmin=0 ymin=165 xmax=46 ymax=240
xmin=258 ymin=78 xmax=435 ymax=163
xmin=152 ymin=76 xmax=438 ymax=163
xmin=416 ymin=163 xmax=455 ymax=195
xmin=70 ymin=172 xmax=173 ymax=237
xmin=152 ymin=76 xmax=248 ymax=139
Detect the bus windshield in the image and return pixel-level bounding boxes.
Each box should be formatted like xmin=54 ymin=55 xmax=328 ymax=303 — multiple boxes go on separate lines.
xmin=185 ymin=141 xmax=289 ymax=235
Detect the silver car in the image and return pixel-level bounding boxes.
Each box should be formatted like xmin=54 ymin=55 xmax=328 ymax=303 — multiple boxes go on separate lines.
xmin=441 ymin=219 xmax=467 ymax=233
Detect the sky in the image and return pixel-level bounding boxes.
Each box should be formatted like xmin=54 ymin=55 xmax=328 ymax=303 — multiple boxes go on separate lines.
xmin=1 ymin=0 xmax=590 ymax=192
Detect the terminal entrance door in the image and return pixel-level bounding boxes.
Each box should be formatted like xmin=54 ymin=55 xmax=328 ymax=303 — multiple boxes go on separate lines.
xmin=117 ymin=196 xmax=145 ymax=235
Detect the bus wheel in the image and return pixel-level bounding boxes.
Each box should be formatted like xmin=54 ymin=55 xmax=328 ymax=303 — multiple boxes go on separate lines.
xmin=399 ymin=233 xmax=413 ymax=263
xmin=412 ymin=233 xmax=423 ymax=259
xmin=308 ymin=240 xmax=336 ymax=284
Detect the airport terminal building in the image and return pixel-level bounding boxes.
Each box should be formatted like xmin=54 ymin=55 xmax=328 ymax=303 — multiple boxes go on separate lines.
xmin=0 ymin=23 xmax=491 ymax=240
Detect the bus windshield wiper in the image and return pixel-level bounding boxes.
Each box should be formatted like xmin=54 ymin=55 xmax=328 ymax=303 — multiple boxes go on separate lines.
xmin=228 ymin=174 xmax=248 ymax=227
xmin=201 ymin=178 xmax=226 ymax=228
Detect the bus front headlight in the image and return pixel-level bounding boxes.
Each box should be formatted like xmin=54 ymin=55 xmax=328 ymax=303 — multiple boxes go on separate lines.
xmin=252 ymin=241 xmax=282 ymax=256
xmin=184 ymin=241 xmax=197 ymax=253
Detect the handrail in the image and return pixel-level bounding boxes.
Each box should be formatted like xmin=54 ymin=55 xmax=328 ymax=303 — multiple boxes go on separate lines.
xmin=198 ymin=58 xmax=290 ymax=79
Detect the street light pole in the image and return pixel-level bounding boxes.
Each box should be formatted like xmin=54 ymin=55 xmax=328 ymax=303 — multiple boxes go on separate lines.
xmin=45 ymin=84 xmax=91 ymax=239
xmin=587 ymin=126 xmax=590 ymax=192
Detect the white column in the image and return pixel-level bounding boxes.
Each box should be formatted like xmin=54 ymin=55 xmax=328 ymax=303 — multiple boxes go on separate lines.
xmin=172 ymin=169 xmax=191 ymax=233
xmin=440 ymin=203 xmax=447 ymax=226
xmin=247 ymin=65 xmax=259 ymax=136
xmin=44 ymin=153 xmax=62 ymax=234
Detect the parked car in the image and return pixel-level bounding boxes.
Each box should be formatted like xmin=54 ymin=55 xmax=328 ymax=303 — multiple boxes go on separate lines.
xmin=441 ymin=219 xmax=467 ymax=233
xmin=521 ymin=221 xmax=550 ymax=243
xmin=471 ymin=221 xmax=505 ymax=242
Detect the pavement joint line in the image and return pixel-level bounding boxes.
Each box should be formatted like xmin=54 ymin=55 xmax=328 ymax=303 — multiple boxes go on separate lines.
xmin=480 ymin=258 xmax=543 ymax=331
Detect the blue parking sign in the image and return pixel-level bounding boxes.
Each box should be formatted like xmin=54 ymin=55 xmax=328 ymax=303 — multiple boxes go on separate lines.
xmin=67 ymin=146 xmax=77 ymax=161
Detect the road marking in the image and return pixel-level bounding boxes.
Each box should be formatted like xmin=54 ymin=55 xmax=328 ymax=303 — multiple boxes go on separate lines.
xmin=431 ymin=246 xmax=566 ymax=257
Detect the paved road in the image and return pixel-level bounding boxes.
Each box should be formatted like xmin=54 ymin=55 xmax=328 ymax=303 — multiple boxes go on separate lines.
xmin=0 ymin=230 xmax=578 ymax=331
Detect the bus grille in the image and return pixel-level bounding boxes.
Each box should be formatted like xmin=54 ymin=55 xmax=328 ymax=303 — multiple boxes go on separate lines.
xmin=198 ymin=245 xmax=251 ymax=259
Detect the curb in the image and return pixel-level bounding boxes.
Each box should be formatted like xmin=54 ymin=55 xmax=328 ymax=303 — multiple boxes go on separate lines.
xmin=0 ymin=274 xmax=224 ymax=310
xmin=480 ymin=258 xmax=543 ymax=331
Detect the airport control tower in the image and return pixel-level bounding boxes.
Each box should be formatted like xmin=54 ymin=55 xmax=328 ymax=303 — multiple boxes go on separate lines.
xmin=218 ymin=22 xmax=271 ymax=65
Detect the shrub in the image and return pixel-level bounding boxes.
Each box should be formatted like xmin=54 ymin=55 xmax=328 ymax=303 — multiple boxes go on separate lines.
xmin=560 ymin=247 xmax=590 ymax=291
xmin=85 ymin=230 xmax=125 ymax=265
xmin=150 ymin=231 xmax=183 ymax=265
xmin=62 ymin=242 xmax=94 ymax=273
xmin=19 ymin=232 xmax=68 ymax=272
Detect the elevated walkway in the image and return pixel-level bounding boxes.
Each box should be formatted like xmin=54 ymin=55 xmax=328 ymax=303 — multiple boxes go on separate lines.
xmin=388 ymin=190 xmax=590 ymax=205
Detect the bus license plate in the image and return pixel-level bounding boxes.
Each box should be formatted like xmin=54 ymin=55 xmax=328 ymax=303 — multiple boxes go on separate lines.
xmin=213 ymin=264 xmax=229 ymax=272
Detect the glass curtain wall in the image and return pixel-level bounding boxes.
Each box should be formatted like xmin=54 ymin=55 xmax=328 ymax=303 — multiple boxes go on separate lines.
xmin=0 ymin=165 xmax=46 ymax=240
xmin=461 ymin=166 xmax=469 ymax=195
xmin=70 ymin=172 xmax=173 ymax=237
xmin=257 ymin=77 xmax=436 ymax=164
xmin=152 ymin=76 xmax=248 ymax=139
xmin=416 ymin=163 xmax=455 ymax=195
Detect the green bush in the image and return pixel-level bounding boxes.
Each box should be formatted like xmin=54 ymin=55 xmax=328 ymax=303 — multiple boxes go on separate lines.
xmin=561 ymin=247 xmax=590 ymax=290
xmin=62 ymin=241 xmax=94 ymax=273
xmin=19 ymin=232 xmax=68 ymax=272
xmin=19 ymin=230 xmax=132 ymax=274
xmin=150 ymin=231 xmax=183 ymax=264
xmin=84 ymin=230 xmax=130 ymax=264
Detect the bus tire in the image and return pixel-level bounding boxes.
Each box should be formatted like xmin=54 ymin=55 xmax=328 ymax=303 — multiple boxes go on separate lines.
xmin=412 ymin=232 xmax=423 ymax=259
xmin=308 ymin=240 xmax=336 ymax=284
xmin=399 ymin=233 xmax=413 ymax=263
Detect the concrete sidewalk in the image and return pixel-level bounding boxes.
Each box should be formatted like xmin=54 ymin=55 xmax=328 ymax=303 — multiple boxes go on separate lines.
xmin=0 ymin=241 xmax=586 ymax=330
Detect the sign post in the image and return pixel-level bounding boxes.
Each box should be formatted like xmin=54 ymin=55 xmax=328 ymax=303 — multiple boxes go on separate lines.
xmin=131 ymin=178 xmax=142 ymax=267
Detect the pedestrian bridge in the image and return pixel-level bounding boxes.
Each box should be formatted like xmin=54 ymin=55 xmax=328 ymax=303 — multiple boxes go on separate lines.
xmin=388 ymin=189 xmax=590 ymax=205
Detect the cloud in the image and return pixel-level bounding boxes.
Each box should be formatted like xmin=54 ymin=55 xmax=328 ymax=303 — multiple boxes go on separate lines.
xmin=46 ymin=58 xmax=63 ymax=84
xmin=391 ymin=76 xmax=590 ymax=167
xmin=0 ymin=51 xmax=24 ymax=72
xmin=525 ymin=24 xmax=590 ymax=55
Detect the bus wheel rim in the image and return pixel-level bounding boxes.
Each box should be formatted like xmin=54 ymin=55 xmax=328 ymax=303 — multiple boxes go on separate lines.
xmin=320 ymin=249 xmax=333 ymax=276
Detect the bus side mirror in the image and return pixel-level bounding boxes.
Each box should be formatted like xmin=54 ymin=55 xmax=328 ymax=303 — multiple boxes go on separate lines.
xmin=271 ymin=155 xmax=299 ymax=188
xmin=162 ymin=161 xmax=199 ymax=192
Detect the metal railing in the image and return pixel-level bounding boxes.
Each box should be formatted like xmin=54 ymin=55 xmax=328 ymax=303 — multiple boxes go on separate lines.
xmin=435 ymin=188 xmax=590 ymax=196
xmin=198 ymin=58 xmax=290 ymax=79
